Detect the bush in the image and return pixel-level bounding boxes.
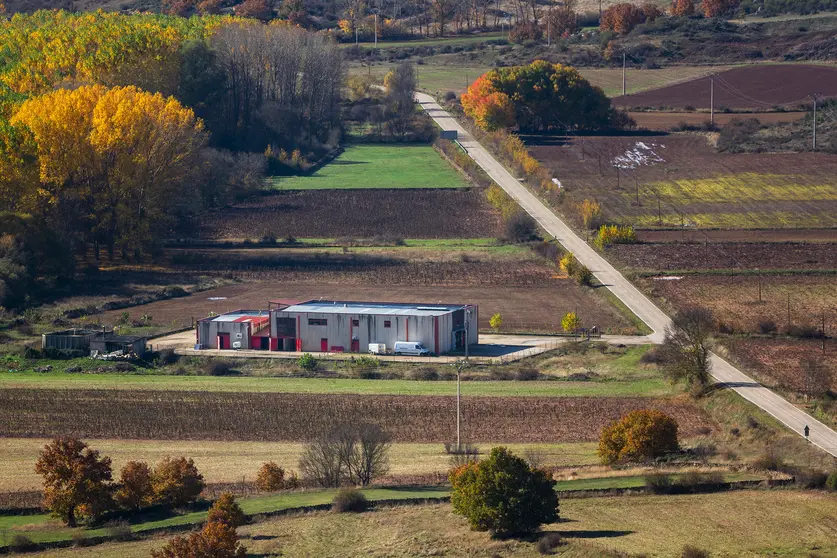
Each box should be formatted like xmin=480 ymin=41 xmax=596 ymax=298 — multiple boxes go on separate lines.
xmin=298 ymin=353 xmax=318 ymax=371
xmin=9 ymin=534 xmax=36 ymax=552
xmin=826 ymin=471 xmax=837 ymax=491
xmin=505 ymin=211 xmax=539 ymax=242
xmin=151 ymin=457 xmax=205 ymax=507
xmin=202 ymin=360 xmax=235 ymax=376
xmin=645 ymin=472 xmax=673 ymax=494
xmin=758 ymin=319 xmax=777 ymax=334
xmin=594 ymin=224 xmax=637 ymax=250
xmin=516 ymin=367 xmax=539 ymax=381
xmin=751 ymin=452 xmax=782 ymax=472
xmin=71 ymin=531 xmax=92 ymax=547
xmin=598 ymin=409 xmax=679 ymax=464
xmin=675 ymin=471 xmax=724 ymax=492
xmin=255 ymin=462 xmax=287 ymax=491
xmin=450 ymin=447 xmax=558 ymax=537
xmin=443 ymin=91 xmax=457 ymax=102
xmin=537 ymin=532 xmax=563 ymax=554
xmin=105 ymin=520 xmax=133 ymax=541
xmin=207 ymin=492 xmax=246 ymax=528
xmin=156 ymin=348 xmax=178 ymax=365
xmin=332 ymin=488 xmax=370 ymax=513
xmin=681 ymin=545 xmax=710 ymax=558
xmin=410 ymin=367 xmax=439 ymax=381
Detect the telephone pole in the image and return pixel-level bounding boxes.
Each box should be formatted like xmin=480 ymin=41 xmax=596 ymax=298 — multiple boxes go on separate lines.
xmin=710 ymin=75 xmax=715 ymax=125
xmin=622 ymin=52 xmax=627 ymax=96
xmin=374 ymin=12 xmax=378 ymax=48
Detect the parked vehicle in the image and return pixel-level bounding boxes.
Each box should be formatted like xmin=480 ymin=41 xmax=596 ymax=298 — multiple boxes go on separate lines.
xmin=368 ymin=343 xmax=388 ymax=355
xmin=393 ymin=341 xmax=430 ymax=356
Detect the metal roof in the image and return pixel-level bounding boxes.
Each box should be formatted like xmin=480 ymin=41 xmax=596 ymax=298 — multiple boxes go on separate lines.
xmin=279 ymin=301 xmax=470 ymax=317
xmin=208 ymin=310 xmax=269 ymax=322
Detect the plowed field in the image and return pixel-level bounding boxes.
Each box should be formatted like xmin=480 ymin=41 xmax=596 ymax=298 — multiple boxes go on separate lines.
xmin=614 ymin=64 xmax=837 ymax=110
xmin=529 ymin=134 xmax=837 ymax=229
xmin=0 ymin=388 xmax=712 ymax=442
xmin=725 ymin=337 xmax=837 ymax=394
xmin=192 ymin=188 xmax=500 ymax=240
xmin=629 ymin=111 xmax=805 ymax=131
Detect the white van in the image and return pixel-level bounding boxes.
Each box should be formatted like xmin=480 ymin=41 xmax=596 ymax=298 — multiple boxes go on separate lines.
xmin=394 ymin=341 xmax=431 ymax=356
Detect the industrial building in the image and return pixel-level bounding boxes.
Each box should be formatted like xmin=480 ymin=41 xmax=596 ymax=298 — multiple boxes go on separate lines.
xmin=42 ymin=329 xmax=147 ymax=356
xmin=195 ymin=300 xmax=478 ymax=355
xmin=195 ymin=310 xmax=271 ymax=350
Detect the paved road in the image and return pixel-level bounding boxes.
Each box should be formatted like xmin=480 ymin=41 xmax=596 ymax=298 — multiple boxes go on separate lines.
xmin=417 ymin=92 xmax=837 ymax=458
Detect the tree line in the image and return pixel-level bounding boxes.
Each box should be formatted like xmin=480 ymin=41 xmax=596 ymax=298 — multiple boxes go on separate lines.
xmin=0 ymin=13 xmax=344 ymax=310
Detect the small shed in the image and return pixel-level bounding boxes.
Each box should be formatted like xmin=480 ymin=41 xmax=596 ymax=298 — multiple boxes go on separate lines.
xmin=42 ymin=329 xmax=100 ymax=351
xmin=89 ymin=333 xmax=147 ymax=356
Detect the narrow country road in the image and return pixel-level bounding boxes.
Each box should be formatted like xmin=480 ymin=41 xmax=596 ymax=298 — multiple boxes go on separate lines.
xmin=416 ymin=92 xmax=837 ymax=458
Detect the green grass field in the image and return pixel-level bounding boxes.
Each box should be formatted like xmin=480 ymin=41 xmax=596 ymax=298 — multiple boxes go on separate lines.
xmin=267 ymin=145 xmax=467 ymax=190
xmin=0 ymin=371 xmax=674 ymax=398
xmin=343 ymin=31 xmax=504 ymax=50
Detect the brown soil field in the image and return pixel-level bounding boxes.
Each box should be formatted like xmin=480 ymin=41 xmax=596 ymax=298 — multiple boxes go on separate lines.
xmin=610 ymin=242 xmax=837 ymax=272
xmin=638 ymin=274 xmax=837 ymax=334
xmin=636 ymin=229 xmax=837 ymax=243
xmin=0 ymin=388 xmax=712 ymax=443
xmin=101 ymin=280 xmax=633 ymax=333
xmin=614 ymin=65 xmax=837 ymax=110
xmin=629 ymin=111 xmax=805 ymax=131
xmin=191 ymin=188 xmax=500 ymax=240
xmin=529 ymin=133 xmax=837 ymax=229
xmin=724 ymin=337 xmax=837 ymax=394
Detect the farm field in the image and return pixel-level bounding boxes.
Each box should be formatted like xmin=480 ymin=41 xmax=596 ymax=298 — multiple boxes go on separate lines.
xmin=529 ymin=133 xmax=837 ymax=229
xmin=97 ymin=280 xmax=636 ymax=334
xmin=267 ymin=145 xmax=468 ymax=190
xmin=19 ymin=492 xmax=837 ymax=558
xmin=0 ymin=438 xmax=600 ymax=492
xmin=636 ymin=229 xmax=837 ymax=242
xmin=613 ymin=64 xmax=837 ymax=110
xmin=610 ymin=241 xmax=837 ymax=271
xmin=0 ymin=388 xmax=713 ymax=442
xmin=191 ymin=188 xmax=500 ymax=239
xmin=629 ymin=110 xmax=805 ymax=131
xmin=638 ymin=274 xmax=837 ymax=334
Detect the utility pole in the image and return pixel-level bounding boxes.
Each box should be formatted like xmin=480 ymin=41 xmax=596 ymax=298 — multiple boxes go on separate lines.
xmin=464 ymin=308 xmax=470 ymax=362
xmin=547 ymin=11 xmax=551 ymax=46
xmin=787 ymin=293 xmax=791 ymax=330
xmin=822 ymin=310 xmax=827 ymax=355
xmin=456 ymin=361 xmax=462 ymax=451
xmin=812 ymin=94 xmax=818 ymax=150
xmin=622 ymin=52 xmax=626 ymax=96
xmin=374 ymin=13 xmax=378 ymax=48
xmin=634 ymin=176 xmax=639 ymax=204
xmin=710 ymin=75 xmax=715 ymax=125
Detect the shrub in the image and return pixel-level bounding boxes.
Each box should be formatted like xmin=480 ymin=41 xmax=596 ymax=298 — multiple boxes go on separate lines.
xmin=114 ymin=461 xmax=154 ymax=510
xmin=410 ymin=367 xmax=439 ymax=381
xmin=537 ymin=532 xmax=563 ymax=554
xmin=598 ymin=409 xmax=679 ymax=464
xmin=207 ymin=492 xmax=246 ymax=528
xmin=826 ymin=471 xmax=837 ymax=491
xmin=681 ymin=545 xmax=710 ymax=558
xmin=152 ymin=520 xmax=246 ymax=558
xmin=156 ymin=348 xmax=177 ymax=365
xmin=332 ymin=488 xmax=370 ymax=513
xmin=202 ymin=360 xmax=235 ymax=376
xmin=9 ymin=534 xmax=36 ymax=552
xmin=255 ymin=462 xmax=286 ymax=491
xmin=645 ymin=472 xmax=673 ymax=494
xmin=751 ymin=452 xmax=782 ymax=472
xmin=443 ymin=91 xmax=457 ymax=102
xmin=105 ymin=520 xmax=133 ymax=541
xmin=516 ymin=367 xmax=539 ymax=381
xmin=151 ymin=457 xmax=205 ymax=507
xmin=578 ymin=199 xmax=602 ymax=229
xmin=71 ymin=531 xmax=92 ymax=547
xmin=298 ymin=353 xmax=318 ymax=371
xmin=675 ymin=471 xmax=724 ymax=491
xmin=594 ymin=224 xmax=637 ymax=250
xmin=450 ymin=447 xmax=558 ymax=537
xmin=758 ymin=319 xmax=777 ymax=334
xmin=559 ymin=253 xmax=593 ymax=285
xmin=505 ymin=211 xmax=539 ymax=242
xmin=489 ymin=313 xmax=503 ymax=331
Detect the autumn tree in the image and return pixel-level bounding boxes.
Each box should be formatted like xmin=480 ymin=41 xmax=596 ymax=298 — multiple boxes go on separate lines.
xmin=598 ymin=409 xmax=679 ymax=464
xmin=431 ymin=0 xmax=454 ymax=35
xmin=235 ymin=0 xmax=274 ymax=20
xmin=670 ymin=0 xmax=695 ymax=16
xmin=207 ymin=492 xmax=246 ymax=528
xmin=114 ymin=461 xmax=154 ymax=510
xmin=562 ymin=312 xmax=580 ymax=333
xmin=600 ymin=3 xmax=646 ymax=33
xmin=152 ymin=517 xmax=246 ymax=558
xmin=35 ymin=438 xmax=113 ymax=527
xmin=703 ymin=0 xmax=740 ymax=17
xmin=450 ymin=447 xmax=558 ymax=537
xmin=579 ymin=199 xmax=602 ymax=229
xmin=280 ymin=0 xmax=308 ymax=25
xmin=151 ymin=457 xmax=205 ymax=507
xmin=641 ymin=2 xmax=663 ymax=21
xmin=545 ymin=0 xmax=579 ymax=38
xmin=489 ymin=313 xmax=503 ymax=331
xmin=462 ymin=61 xmax=618 ymax=132
xmin=659 ymin=307 xmax=715 ymax=395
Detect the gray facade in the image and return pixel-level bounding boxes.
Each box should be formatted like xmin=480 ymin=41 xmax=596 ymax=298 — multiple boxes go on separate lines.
xmin=89 ymin=334 xmax=147 ymax=356
xmin=270 ymin=301 xmax=478 ymax=354
xmin=42 ymin=329 xmax=99 ymax=351
xmin=196 ymin=311 xmax=271 ymax=350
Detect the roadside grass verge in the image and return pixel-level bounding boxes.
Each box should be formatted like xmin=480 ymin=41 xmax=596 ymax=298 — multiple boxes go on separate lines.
xmin=266 ymin=145 xmax=468 ymax=190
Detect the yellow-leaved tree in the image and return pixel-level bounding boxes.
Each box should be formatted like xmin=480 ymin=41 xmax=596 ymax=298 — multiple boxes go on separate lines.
xmin=12 ymin=85 xmax=207 ymax=259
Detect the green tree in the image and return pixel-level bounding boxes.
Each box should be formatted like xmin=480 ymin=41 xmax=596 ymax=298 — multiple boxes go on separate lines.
xmin=598 ymin=409 xmax=679 ymax=464
xmin=34 ymin=438 xmax=113 ymax=527
xmin=450 ymin=447 xmax=558 ymax=537
xmin=659 ymin=307 xmax=715 ymax=396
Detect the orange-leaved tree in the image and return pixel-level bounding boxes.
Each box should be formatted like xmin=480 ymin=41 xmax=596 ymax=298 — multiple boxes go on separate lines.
xmin=702 ymin=0 xmax=740 ymax=17
xmin=600 ymin=3 xmax=646 ymax=33
xmin=34 ymin=438 xmax=113 ymax=527
xmin=461 ymin=74 xmax=515 ymax=131
xmin=598 ymin=409 xmax=679 ymax=464
xmin=670 ymin=0 xmax=696 ymax=16
xmin=151 ymin=456 xmax=205 ymax=507
xmin=114 ymin=461 xmax=154 ymax=510
xmin=152 ymin=519 xmax=246 ymax=558
xmin=206 ymin=491 xmax=247 ymax=528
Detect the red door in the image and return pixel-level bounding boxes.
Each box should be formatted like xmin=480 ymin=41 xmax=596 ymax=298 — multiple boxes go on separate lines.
xmin=321 ymin=338 xmax=328 ymax=352
xmin=351 ymin=339 xmax=360 ymax=353
xmin=218 ymin=333 xmax=229 ymax=349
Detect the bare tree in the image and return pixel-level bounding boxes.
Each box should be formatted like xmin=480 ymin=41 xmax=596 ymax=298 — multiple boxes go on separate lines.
xmin=800 ymin=357 xmax=831 ymax=402
xmin=300 ymin=423 xmax=391 ymax=487
xmin=384 ymin=62 xmax=417 ymax=140
xmin=342 ymin=424 xmax=391 ymax=486
xmin=299 ymin=431 xmax=344 ymax=487
xmin=659 ymin=307 xmax=715 ymax=395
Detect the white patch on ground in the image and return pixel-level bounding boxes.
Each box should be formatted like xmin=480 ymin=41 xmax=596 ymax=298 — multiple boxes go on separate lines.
xmin=611 ymin=142 xmax=666 ymax=169
xmin=207 ymin=297 xmax=228 ymax=300
xmin=652 ymin=276 xmax=682 ymax=281
xmin=552 ymin=178 xmax=562 ymax=188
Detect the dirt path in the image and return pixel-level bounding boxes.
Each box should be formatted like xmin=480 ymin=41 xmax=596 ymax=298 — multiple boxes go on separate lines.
xmin=416 ymin=92 xmax=837 ymax=458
